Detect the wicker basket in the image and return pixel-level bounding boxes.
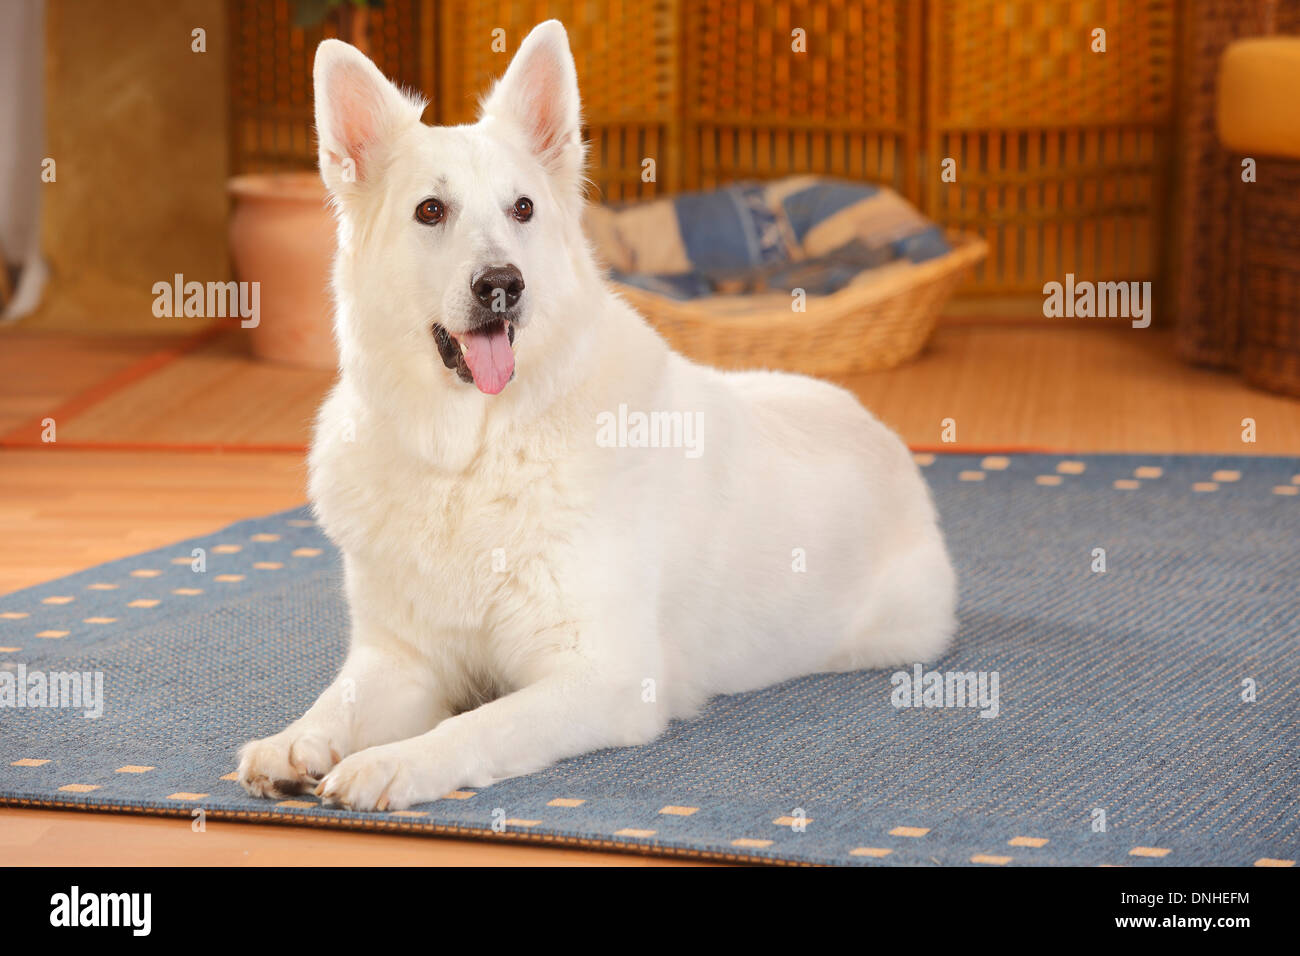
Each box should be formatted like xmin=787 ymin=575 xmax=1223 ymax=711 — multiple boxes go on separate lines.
xmin=612 ymin=231 xmax=987 ymax=376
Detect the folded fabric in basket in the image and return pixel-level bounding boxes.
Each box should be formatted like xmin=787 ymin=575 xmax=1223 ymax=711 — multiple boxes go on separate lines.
xmin=586 ymin=175 xmax=950 ymax=300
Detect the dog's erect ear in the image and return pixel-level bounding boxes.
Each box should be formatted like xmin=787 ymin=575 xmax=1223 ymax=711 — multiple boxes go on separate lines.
xmin=313 ymin=39 xmax=423 ymax=197
xmin=480 ymin=21 xmax=584 ymax=192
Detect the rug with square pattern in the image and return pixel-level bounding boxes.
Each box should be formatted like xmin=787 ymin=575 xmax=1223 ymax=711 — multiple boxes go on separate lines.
xmin=1 ymin=453 xmax=1297 ymax=866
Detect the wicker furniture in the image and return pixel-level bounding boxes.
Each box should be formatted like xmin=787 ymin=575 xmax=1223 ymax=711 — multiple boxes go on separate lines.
xmin=1217 ymin=35 xmax=1300 ymax=397
xmin=1237 ymin=159 xmax=1300 ymax=397
xmin=1172 ymin=0 xmax=1290 ymax=367
xmin=615 ymin=230 xmax=986 ymax=376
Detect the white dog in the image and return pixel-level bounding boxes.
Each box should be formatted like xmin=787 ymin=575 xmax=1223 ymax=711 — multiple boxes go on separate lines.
xmin=237 ymin=21 xmax=957 ymax=811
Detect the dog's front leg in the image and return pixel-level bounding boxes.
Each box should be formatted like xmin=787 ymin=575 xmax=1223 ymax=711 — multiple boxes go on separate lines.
xmin=237 ymin=640 xmax=449 ymax=798
xmin=315 ymin=665 xmax=665 ymax=811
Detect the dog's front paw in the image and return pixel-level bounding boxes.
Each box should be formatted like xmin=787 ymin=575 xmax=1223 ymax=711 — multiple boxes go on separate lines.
xmin=237 ymin=730 xmax=342 ymax=799
xmin=315 ymin=745 xmax=420 ymax=812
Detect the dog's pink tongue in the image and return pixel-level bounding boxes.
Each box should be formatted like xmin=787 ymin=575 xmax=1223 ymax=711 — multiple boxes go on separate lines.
xmin=461 ymin=326 xmax=514 ymax=395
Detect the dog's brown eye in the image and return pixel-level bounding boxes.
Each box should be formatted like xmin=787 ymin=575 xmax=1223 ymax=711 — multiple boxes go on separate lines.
xmin=512 ymin=197 xmax=533 ymax=222
xmin=415 ymin=198 xmax=446 ymax=225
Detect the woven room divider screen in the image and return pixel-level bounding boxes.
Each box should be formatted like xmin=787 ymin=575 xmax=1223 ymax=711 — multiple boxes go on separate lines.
xmin=227 ymin=0 xmax=431 ymax=174
xmin=926 ymin=0 xmax=1176 ymax=294
xmin=434 ymin=0 xmax=921 ymax=204
xmin=228 ymin=0 xmax=1182 ymax=298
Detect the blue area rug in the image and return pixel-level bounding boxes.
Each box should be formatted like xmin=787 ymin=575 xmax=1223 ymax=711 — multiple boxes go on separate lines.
xmin=2 ymin=453 xmax=1297 ymax=866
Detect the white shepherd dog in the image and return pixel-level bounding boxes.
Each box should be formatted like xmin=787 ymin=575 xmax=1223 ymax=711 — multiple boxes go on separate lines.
xmin=237 ymin=21 xmax=957 ymax=811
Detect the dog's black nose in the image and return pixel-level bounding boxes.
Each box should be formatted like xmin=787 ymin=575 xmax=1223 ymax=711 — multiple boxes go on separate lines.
xmin=471 ymin=264 xmax=525 ymax=312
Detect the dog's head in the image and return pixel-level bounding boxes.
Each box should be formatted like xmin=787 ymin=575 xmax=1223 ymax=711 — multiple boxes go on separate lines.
xmin=314 ymin=21 xmax=587 ymax=397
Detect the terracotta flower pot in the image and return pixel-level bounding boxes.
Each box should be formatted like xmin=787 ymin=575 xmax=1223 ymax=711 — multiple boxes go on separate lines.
xmin=227 ymin=171 xmax=338 ymax=369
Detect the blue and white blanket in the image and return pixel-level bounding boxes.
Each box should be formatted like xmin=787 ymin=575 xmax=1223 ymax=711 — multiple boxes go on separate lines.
xmin=586 ymin=176 xmax=950 ymax=300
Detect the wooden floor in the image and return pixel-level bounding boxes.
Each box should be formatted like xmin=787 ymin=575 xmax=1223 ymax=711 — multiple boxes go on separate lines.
xmin=0 ymin=809 xmax=709 ymax=866
xmin=1 ymin=321 xmax=1297 ymax=865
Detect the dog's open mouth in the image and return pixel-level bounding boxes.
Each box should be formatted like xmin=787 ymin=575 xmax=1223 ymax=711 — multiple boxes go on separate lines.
xmin=433 ymin=319 xmax=516 ymax=395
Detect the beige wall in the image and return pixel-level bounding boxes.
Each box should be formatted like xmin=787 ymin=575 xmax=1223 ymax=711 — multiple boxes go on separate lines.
xmin=32 ymin=0 xmax=227 ymax=332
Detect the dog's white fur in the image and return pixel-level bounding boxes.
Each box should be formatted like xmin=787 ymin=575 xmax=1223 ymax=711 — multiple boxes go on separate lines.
xmin=237 ymin=21 xmax=957 ymax=811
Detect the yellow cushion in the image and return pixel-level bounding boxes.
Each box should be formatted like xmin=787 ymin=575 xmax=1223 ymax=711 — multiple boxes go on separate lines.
xmin=1217 ymin=38 xmax=1300 ymax=158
